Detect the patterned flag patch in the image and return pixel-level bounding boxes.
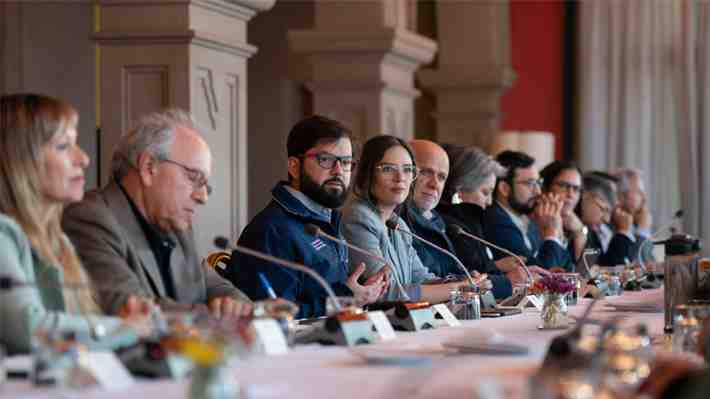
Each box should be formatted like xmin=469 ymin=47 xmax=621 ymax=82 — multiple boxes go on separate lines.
xmin=311 ymin=238 xmax=326 ymax=251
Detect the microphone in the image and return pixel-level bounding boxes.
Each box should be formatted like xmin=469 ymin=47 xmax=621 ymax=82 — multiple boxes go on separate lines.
xmin=384 ymin=219 xmax=478 ymax=289
xmin=214 ymin=236 xmax=342 ymax=312
xmin=580 ymin=248 xmax=601 ymax=280
xmin=303 ymin=224 xmax=411 ymax=301
xmin=637 ymin=209 xmax=683 ymax=274
xmin=446 ymin=224 xmax=534 ymax=283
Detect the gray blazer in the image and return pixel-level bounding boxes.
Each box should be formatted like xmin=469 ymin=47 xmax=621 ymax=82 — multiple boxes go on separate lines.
xmin=0 ymin=214 xmax=136 ymax=354
xmin=62 ymin=181 xmax=249 ymax=315
xmin=341 ymin=197 xmax=435 ymax=301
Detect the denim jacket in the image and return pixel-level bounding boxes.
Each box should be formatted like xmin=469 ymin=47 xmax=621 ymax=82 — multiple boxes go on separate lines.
xmin=227 ymin=182 xmax=352 ymax=318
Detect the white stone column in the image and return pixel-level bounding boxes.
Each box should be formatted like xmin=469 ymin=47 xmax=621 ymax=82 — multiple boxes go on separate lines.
xmin=288 ymin=0 xmax=437 ymax=143
xmin=95 ymin=0 xmax=274 ymax=257
xmin=417 ymin=0 xmax=516 ymax=149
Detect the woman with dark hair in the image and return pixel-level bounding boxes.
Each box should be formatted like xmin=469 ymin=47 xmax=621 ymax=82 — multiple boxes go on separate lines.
xmin=539 ymin=160 xmax=588 ymax=261
xmin=0 ymin=93 xmax=151 ymax=354
xmin=342 ymin=135 xmax=469 ymax=302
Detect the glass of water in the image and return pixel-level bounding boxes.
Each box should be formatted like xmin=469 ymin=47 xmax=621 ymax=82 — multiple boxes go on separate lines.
xmin=0 ymin=344 xmax=5 ymax=388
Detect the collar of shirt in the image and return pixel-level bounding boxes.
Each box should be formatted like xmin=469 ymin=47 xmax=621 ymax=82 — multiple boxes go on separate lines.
xmin=284 ymin=185 xmax=333 ymax=221
xmin=116 ymin=180 xmax=176 ymax=251
xmin=497 ymin=200 xmax=533 ymax=250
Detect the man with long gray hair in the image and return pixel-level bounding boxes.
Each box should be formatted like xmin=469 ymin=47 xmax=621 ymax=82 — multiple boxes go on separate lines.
xmin=63 ymin=109 xmax=252 ymax=318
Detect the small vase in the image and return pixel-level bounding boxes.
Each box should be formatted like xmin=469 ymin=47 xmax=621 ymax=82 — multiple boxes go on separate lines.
xmin=541 ymin=293 xmax=568 ymax=329
xmin=189 ymin=363 xmax=240 ymax=399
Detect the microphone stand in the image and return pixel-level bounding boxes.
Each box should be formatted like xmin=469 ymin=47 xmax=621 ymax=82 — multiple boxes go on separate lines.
xmin=384 ymin=220 xmax=479 ymax=290
xmin=217 ymin=237 xmax=378 ymax=346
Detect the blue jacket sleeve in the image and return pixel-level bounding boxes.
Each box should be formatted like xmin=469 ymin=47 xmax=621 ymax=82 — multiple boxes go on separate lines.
xmin=228 ymin=224 xmax=327 ymax=319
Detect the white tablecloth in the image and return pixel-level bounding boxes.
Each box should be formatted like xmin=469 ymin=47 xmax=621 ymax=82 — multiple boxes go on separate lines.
xmin=1 ymin=289 xmax=667 ymax=399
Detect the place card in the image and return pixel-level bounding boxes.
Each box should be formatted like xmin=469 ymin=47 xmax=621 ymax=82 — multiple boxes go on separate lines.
xmin=75 ymin=351 xmax=135 ymax=391
xmin=432 ymin=304 xmax=461 ymax=327
xmin=252 ymin=319 xmax=289 ymax=355
xmin=367 ymin=311 xmax=397 ymax=341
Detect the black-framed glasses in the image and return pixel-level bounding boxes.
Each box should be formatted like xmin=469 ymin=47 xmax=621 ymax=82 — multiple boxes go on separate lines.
xmin=418 ymin=168 xmax=448 ymax=183
xmin=298 ymin=152 xmax=355 ymax=171
xmin=552 ymin=180 xmax=582 ymax=194
xmin=514 ymin=178 xmax=543 ymax=190
xmin=375 ymin=163 xmax=418 ymax=180
xmin=160 ymin=158 xmax=213 ymax=196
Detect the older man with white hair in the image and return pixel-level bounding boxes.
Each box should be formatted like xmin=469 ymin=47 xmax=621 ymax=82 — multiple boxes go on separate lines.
xmin=63 ymin=109 xmax=252 ymax=318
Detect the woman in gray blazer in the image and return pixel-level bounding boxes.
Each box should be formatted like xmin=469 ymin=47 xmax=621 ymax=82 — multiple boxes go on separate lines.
xmin=342 ymin=135 xmax=470 ymax=303
xmin=0 ymin=94 xmax=149 ymax=354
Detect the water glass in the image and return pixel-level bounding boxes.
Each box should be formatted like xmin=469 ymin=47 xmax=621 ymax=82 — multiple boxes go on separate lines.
xmin=0 ymin=345 xmax=5 ymax=388
xmin=559 ymin=273 xmax=580 ymax=306
xmin=450 ymin=287 xmax=481 ymax=320
xmin=608 ymin=275 xmax=622 ymax=296
xmin=672 ymin=304 xmax=702 ymax=353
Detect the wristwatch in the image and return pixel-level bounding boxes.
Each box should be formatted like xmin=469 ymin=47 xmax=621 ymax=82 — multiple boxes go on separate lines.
xmin=575 ymin=226 xmax=589 ymax=238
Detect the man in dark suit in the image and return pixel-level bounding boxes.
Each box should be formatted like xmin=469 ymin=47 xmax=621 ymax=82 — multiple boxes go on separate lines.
xmin=483 ymin=151 xmax=573 ymax=271
xmin=63 ymin=109 xmax=251 ymax=317
xmin=578 ymin=172 xmax=636 ymax=266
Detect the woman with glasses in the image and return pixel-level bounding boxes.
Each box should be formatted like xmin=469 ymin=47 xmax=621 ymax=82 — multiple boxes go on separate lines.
xmin=540 ymin=161 xmax=588 ymax=261
xmin=0 ymin=94 xmax=151 ymax=354
xmin=342 ymin=135 xmax=470 ymax=302
xmin=577 ymin=172 xmax=636 ymax=266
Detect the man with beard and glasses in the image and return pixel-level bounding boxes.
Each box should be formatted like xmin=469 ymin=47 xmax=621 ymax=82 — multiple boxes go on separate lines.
xmin=226 ymin=116 xmax=388 ymax=318
xmin=483 ymin=151 xmax=573 ymax=271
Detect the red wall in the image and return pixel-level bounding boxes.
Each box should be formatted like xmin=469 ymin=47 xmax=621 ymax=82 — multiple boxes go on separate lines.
xmin=501 ymin=0 xmax=564 ymax=159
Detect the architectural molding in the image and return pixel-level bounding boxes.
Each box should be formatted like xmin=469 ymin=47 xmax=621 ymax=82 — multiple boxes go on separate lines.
xmin=93 ymin=30 xmax=258 ymax=58
xmin=289 ymin=28 xmax=436 ymax=67
xmin=418 ymin=66 xmax=517 ymax=90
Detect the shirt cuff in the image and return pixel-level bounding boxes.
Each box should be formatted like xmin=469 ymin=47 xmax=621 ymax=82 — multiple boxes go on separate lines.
xmin=543 ymin=236 xmax=564 ymax=247
xmin=636 ymin=227 xmax=652 ymax=239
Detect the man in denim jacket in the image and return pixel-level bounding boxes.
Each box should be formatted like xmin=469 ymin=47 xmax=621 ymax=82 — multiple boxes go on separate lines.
xmin=227 ymin=116 xmax=386 ymax=318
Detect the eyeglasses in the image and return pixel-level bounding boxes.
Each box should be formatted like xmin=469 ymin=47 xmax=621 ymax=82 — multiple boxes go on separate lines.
xmin=591 ymin=195 xmax=612 ymax=215
xmin=514 ymin=178 xmax=543 ymax=190
xmin=375 ymin=163 xmax=418 ymax=180
xmin=552 ymin=180 xmax=582 ymax=194
xmin=299 ymin=152 xmax=355 ymax=171
xmin=160 ymin=158 xmax=213 ymax=196
xmin=418 ymin=168 xmax=448 ymax=184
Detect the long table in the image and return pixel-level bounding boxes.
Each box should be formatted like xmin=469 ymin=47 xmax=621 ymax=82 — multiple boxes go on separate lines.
xmin=3 ymin=289 xmax=666 ymax=399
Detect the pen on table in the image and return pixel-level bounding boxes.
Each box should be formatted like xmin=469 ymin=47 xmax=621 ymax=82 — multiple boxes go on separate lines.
xmin=258 ymin=272 xmax=278 ymax=299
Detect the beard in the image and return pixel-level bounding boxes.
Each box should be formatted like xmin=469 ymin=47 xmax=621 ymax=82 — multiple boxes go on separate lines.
xmin=300 ymin=168 xmax=349 ymax=209
xmin=508 ymin=187 xmax=536 ymax=215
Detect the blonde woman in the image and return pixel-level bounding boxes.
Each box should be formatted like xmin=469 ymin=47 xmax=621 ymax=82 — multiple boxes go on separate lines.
xmin=0 ymin=93 xmax=149 ymax=354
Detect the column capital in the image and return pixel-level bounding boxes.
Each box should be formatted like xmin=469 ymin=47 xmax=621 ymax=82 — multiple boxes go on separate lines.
xmin=418 ymin=66 xmax=516 ymax=91
xmin=289 ymin=28 xmax=437 ymax=68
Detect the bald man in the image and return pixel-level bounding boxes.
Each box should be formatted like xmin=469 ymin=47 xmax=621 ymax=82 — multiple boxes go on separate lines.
xmin=402 ymin=140 xmax=524 ymax=299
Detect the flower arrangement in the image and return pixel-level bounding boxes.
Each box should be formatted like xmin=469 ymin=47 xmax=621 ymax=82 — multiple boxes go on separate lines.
xmin=532 ymin=274 xmax=577 ymax=295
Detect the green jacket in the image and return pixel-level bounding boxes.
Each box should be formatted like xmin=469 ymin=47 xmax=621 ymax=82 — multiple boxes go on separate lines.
xmin=0 ymin=213 xmax=137 ymax=354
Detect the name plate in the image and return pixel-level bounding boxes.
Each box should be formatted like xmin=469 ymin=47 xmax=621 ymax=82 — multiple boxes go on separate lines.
xmin=517 ymin=295 xmax=544 ymax=312
xmin=75 ymin=351 xmax=135 ymax=390
xmin=432 ymin=304 xmax=461 ymax=327
xmin=252 ymin=319 xmax=289 ymax=355
xmin=367 ymin=311 xmax=397 ymax=341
